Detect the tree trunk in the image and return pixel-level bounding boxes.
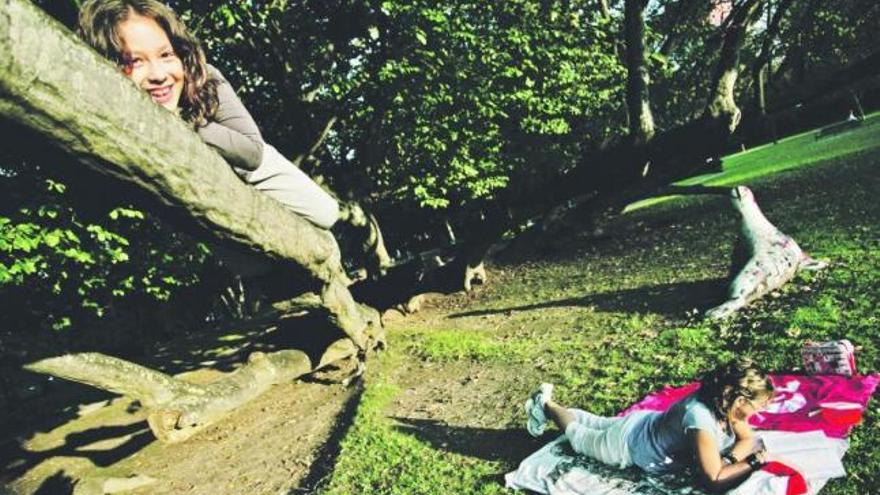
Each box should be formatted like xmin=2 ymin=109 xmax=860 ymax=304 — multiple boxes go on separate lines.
xmin=658 ymin=0 xmax=707 ymax=57
xmin=704 ymin=0 xmax=765 ymax=133
xmin=624 ymin=0 xmax=655 ymax=144
xmin=337 ymin=201 xmax=393 ymax=281
xmin=24 ymin=351 xmax=312 ymax=443
xmin=0 ymin=0 xmax=381 ymax=351
xmin=751 ymin=0 xmax=795 ymax=114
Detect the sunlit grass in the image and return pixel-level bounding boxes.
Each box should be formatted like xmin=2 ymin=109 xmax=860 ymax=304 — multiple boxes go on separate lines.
xmin=626 ymin=111 xmax=880 ymax=212
xmin=321 ymin=120 xmax=880 ymax=495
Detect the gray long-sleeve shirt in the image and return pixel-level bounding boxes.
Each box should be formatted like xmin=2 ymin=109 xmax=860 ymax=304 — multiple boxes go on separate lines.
xmin=196 ymin=65 xmax=264 ymax=171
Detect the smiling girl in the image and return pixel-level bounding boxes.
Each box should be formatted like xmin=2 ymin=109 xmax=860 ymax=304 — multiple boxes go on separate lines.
xmin=77 ymin=0 xmax=339 ymax=229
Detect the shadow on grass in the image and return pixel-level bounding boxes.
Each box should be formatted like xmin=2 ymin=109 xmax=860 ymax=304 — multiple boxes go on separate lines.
xmin=392 ymin=417 xmax=538 ymax=465
xmin=449 ymin=279 xmax=727 ymax=318
xmin=0 ymin=421 xmax=153 ymax=483
xmin=288 ymin=380 xmax=365 ymax=495
xmin=31 ymin=470 xmax=77 ymax=495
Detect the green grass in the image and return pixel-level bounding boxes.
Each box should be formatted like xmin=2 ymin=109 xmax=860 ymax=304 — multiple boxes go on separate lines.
xmin=320 ymin=353 xmax=508 ymax=495
xmin=320 ymin=120 xmax=880 ymax=494
xmin=408 ymin=329 xmax=531 ymax=363
xmin=626 ymin=111 xmax=880 ymax=211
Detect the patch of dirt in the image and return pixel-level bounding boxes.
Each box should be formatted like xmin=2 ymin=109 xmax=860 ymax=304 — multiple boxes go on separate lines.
xmin=368 ymin=302 xmax=556 ymax=472
xmin=3 ymin=374 xmax=359 ymax=495
xmin=386 ymin=357 xmax=542 ymax=467
xmin=1 ymin=312 xmax=365 ymax=495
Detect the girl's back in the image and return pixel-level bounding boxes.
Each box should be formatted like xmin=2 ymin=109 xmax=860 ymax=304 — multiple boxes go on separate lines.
xmin=627 ymin=393 xmax=734 ymax=474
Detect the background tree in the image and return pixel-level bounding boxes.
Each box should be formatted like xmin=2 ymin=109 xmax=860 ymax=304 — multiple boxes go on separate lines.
xmin=624 ymin=0 xmax=655 ymax=144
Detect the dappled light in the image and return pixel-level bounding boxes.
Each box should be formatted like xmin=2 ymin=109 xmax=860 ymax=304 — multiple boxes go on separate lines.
xmin=2 ymin=0 xmax=879 ymax=493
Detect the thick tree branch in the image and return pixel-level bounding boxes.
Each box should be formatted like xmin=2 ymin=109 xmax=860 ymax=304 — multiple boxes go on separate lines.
xmin=0 ymin=0 xmax=380 ymax=350
xmin=704 ymin=0 xmax=765 ymax=132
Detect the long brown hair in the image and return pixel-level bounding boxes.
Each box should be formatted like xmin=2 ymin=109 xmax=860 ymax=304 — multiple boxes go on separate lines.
xmin=696 ymin=358 xmax=773 ymax=419
xmin=77 ymin=0 xmax=218 ymax=126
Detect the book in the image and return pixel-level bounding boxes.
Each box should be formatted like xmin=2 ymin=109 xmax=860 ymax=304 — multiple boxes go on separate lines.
xmin=758 ymin=430 xmax=847 ymax=480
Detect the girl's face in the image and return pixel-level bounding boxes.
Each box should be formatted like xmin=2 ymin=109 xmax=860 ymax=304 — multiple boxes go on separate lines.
xmin=729 ymin=394 xmax=771 ymax=422
xmin=116 ymin=14 xmax=185 ymax=112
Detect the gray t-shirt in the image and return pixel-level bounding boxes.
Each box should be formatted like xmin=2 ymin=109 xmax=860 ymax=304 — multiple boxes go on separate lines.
xmin=625 ymin=393 xmax=734 ymax=474
xmin=196 ymin=65 xmax=264 ymax=172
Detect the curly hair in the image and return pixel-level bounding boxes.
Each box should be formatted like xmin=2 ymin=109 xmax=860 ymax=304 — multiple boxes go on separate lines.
xmin=77 ymin=0 xmax=218 ymax=126
xmin=696 ymin=358 xmax=773 ymax=419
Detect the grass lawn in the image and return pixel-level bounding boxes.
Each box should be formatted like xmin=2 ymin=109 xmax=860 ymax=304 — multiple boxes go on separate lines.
xmin=627 ymin=111 xmax=880 ymax=211
xmin=317 ymin=118 xmax=880 ymax=495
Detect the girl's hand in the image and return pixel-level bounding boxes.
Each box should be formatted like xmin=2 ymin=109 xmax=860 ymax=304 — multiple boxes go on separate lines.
xmin=730 ymin=419 xmax=755 ymax=441
xmin=754 ymin=449 xmax=769 ymax=464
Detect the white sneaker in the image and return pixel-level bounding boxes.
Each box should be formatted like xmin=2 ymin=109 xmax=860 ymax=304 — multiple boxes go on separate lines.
xmin=524 ymin=383 xmax=554 ymax=437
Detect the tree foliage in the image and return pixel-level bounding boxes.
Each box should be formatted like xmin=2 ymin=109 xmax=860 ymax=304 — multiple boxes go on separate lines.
xmin=325 ymin=1 xmax=625 ymax=216
xmin=0 ymin=152 xmax=216 ymax=344
xmin=5 ymin=0 xmax=878 ymax=347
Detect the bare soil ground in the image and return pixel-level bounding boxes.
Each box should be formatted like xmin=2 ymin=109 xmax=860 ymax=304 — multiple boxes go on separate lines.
xmin=0 ymin=313 xmax=365 ymax=495
xmin=4 ymin=380 xmax=356 ymax=495
xmin=378 ymin=295 xmax=549 ymax=466
xmin=1 ymin=293 xmax=528 ymax=495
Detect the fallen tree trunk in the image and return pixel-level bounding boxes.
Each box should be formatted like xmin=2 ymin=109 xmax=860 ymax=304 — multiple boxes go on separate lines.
xmin=0 ymin=0 xmax=381 ymax=350
xmin=24 ymin=351 xmax=312 ymax=443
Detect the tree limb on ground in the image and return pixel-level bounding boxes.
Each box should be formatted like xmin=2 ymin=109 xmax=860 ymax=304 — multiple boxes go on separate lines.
xmin=24 ymin=351 xmax=312 ymax=443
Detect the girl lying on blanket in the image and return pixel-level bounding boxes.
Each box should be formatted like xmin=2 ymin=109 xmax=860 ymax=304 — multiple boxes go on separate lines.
xmin=525 ymin=360 xmax=774 ymax=492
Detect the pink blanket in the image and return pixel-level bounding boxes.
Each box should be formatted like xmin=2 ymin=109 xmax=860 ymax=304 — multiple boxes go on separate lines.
xmin=618 ymin=374 xmax=880 ymax=439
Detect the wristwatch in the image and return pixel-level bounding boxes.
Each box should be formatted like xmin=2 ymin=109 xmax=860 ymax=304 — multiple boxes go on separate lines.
xmin=745 ymin=452 xmax=764 ymax=470
xmin=722 ymin=452 xmax=738 ymax=464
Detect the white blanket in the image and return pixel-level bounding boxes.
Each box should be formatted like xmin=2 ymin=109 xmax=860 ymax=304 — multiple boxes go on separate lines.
xmin=505 ymin=431 xmax=847 ymax=495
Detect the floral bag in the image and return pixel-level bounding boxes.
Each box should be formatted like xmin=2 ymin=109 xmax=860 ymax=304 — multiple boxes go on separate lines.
xmin=801 ymin=339 xmax=857 ymax=377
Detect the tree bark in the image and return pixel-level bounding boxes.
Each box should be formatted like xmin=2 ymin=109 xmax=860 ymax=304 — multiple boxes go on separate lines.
xmin=337 ymin=201 xmax=393 ymax=281
xmin=751 ymin=0 xmax=795 ymax=114
xmin=24 ymin=351 xmax=312 ymax=443
xmin=0 ymin=0 xmax=381 ymax=351
xmin=624 ymin=0 xmax=655 ymax=144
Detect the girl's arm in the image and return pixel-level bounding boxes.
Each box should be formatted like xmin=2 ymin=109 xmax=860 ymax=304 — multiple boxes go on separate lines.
xmin=196 ymin=66 xmax=264 ymax=171
xmin=727 ymin=418 xmax=758 ymax=462
xmin=690 ymin=429 xmax=766 ymax=493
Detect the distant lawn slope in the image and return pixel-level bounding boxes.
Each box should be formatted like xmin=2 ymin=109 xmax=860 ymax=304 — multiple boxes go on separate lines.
xmin=627 ymin=111 xmax=880 ymax=212
xmin=319 ymin=120 xmax=880 ymax=495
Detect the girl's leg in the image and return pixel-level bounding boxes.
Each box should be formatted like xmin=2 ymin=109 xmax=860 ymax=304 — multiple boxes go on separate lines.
xmin=545 ymin=403 xmax=618 ymax=431
xmin=546 ymin=400 xmax=630 ymax=467
xmin=246 ymin=144 xmax=340 ymax=229
xmin=567 ymin=408 xmax=619 ymax=429
xmin=545 ymin=400 xmax=578 ymax=431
